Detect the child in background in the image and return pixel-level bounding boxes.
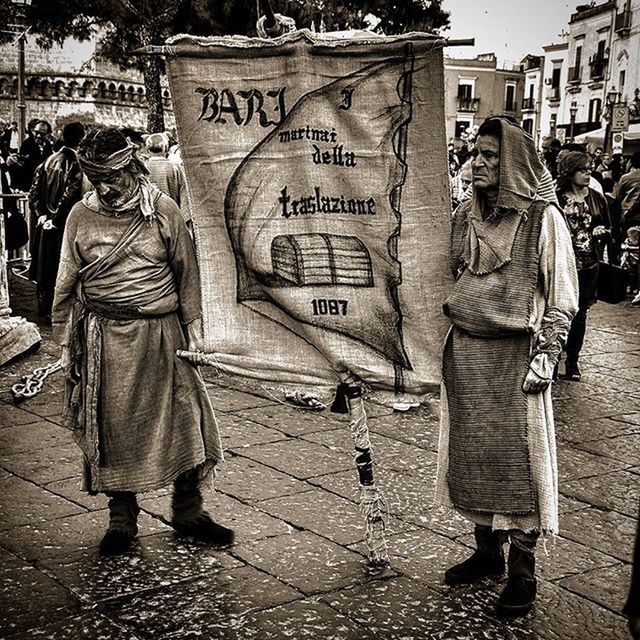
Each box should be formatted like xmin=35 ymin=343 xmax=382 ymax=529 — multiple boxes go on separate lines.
xmin=621 ymin=226 xmax=640 ymax=304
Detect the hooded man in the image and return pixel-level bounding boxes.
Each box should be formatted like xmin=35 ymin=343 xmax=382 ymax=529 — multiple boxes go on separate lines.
xmin=52 ymin=127 xmax=232 ymax=556
xmin=436 ymin=117 xmax=579 ymax=615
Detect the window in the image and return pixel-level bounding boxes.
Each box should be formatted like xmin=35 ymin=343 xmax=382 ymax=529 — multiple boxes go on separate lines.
xmin=620 ymin=69 xmax=626 ymax=93
xmin=552 ymin=67 xmax=561 ymax=88
xmin=528 ymin=84 xmax=535 ymax=100
xmin=550 ymin=113 xmax=557 ymax=136
xmin=522 ymin=119 xmax=534 ymax=134
xmin=596 ymin=40 xmax=606 ymax=60
xmin=457 ymin=82 xmax=473 ymax=100
xmin=575 ymin=45 xmax=582 ymax=69
xmin=505 ymin=84 xmax=516 ymax=111
xmin=588 ymin=98 xmax=602 ymax=123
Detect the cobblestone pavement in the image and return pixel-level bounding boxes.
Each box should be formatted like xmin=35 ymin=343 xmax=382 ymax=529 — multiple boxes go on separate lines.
xmin=1 ymin=276 xmax=639 ymax=639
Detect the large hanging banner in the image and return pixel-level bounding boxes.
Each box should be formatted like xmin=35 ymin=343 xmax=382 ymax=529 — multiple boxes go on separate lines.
xmin=166 ymin=30 xmax=452 ymax=395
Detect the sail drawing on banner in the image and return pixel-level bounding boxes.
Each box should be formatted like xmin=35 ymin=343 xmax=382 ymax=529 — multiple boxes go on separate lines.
xmin=224 ymin=50 xmax=414 ymax=369
xmin=166 ymin=31 xmax=453 ymax=393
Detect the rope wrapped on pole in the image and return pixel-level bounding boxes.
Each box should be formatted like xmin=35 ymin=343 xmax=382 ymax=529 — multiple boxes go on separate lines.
xmin=331 ymin=375 xmax=389 ymax=569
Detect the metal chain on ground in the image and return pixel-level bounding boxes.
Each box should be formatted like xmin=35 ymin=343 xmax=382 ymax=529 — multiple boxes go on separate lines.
xmin=11 ymin=360 xmax=62 ymax=400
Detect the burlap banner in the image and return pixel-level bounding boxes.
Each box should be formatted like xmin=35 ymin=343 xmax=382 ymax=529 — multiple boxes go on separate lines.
xmin=166 ymin=30 xmax=452 ymax=394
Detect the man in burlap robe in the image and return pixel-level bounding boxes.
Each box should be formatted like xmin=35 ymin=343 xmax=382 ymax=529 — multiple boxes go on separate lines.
xmin=436 ymin=117 xmax=578 ymax=615
xmin=52 ymin=128 xmax=232 ymax=556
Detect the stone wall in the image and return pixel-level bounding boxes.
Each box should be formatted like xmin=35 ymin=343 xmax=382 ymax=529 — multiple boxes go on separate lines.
xmin=0 ymin=36 xmax=174 ymax=133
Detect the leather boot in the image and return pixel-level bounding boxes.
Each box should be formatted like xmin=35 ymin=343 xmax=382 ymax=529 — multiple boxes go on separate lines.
xmin=496 ymin=530 xmax=538 ymax=616
xmin=172 ymin=467 xmax=235 ymax=546
xmin=445 ymin=525 xmax=505 ymax=585
xmin=100 ymin=491 xmax=140 ymax=556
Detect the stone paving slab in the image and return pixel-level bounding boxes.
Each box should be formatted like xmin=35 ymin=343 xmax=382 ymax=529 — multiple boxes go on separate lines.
xmin=0 ymin=547 xmax=80 ymax=638
xmin=0 ymin=418 xmax=73 ymax=456
xmin=100 ymin=564 xmax=302 ymax=640
xmin=556 ymin=444 xmax=632 ymax=482
xmin=562 ymin=470 xmax=640 ymax=518
xmin=578 ymin=434 xmax=640 ymax=466
xmin=231 ymin=404 xmax=337 ymax=437
xmin=6 ymin=612 xmax=143 ymax=640
xmin=0 ymin=473 xmax=85 ymax=531
xmin=215 ymin=453 xmax=311 ymax=503
xmin=235 ymin=438 xmax=354 ymax=479
xmin=558 ymin=563 xmax=632 ymax=613
xmin=0 ymin=510 xmax=169 ymax=562
xmin=2 ymin=443 xmax=81 ymax=485
xmin=256 ymin=486 xmax=414 ymax=546
xmin=216 ymin=413 xmax=290 ymax=450
xmin=323 ymin=576 xmax=512 ymax=640
xmin=555 ymin=416 xmax=640 ymax=444
xmin=139 ymin=490 xmax=294 ymax=543
xmin=205 ymin=384 xmax=275 ymax=412
xmin=559 ymin=506 xmax=638 ymax=563
xmin=240 ymin=599 xmax=379 ymax=640
xmin=0 ymin=403 xmax=42 ymax=427
xmin=38 ymin=532 xmax=242 ymax=604
xmin=233 ymin=530 xmax=389 ymax=596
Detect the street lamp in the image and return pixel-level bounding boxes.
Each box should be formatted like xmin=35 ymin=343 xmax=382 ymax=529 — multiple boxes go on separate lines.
xmin=569 ymin=100 xmax=578 ymax=142
xmin=9 ymin=0 xmax=33 ymax=146
xmin=604 ymin=86 xmax=622 ymax=153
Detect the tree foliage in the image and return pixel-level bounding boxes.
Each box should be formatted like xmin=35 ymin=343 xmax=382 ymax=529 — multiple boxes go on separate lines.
xmin=1 ymin=0 xmax=450 ymax=132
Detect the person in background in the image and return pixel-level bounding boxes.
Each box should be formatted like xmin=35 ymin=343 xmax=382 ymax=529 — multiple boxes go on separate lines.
xmin=614 ymin=151 xmax=640 ymax=235
xmin=621 ymin=226 xmax=640 ymax=304
xmin=27 ymin=122 xmax=85 ymax=323
xmin=0 ymin=121 xmax=19 ymax=156
xmin=556 ymin=151 xmax=611 ymax=382
xmin=11 ymin=119 xmax=54 ymax=193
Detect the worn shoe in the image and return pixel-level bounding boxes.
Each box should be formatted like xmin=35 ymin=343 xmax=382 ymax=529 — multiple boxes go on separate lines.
xmin=444 ymin=550 xmax=505 ymax=585
xmin=173 ymin=512 xmax=235 ymax=545
xmin=496 ymin=575 xmax=537 ymax=616
xmin=99 ymin=528 xmax=136 ymax=556
xmin=632 ymin=291 xmax=640 ymax=306
xmin=564 ymin=361 xmax=581 ymax=382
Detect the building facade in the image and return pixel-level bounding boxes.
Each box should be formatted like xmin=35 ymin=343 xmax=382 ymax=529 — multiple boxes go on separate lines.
xmin=444 ymin=54 xmax=524 ymax=143
xmin=520 ymin=55 xmax=544 ymax=144
xmin=0 ymin=36 xmax=173 ymax=134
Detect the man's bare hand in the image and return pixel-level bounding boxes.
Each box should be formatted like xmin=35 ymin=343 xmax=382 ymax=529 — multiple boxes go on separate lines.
xmin=43 ymin=220 xmax=55 ymax=231
xmin=186 ymin=319 xmax=204 ymax=353
xmin=522 ymin=368 xmax=551 ymax=394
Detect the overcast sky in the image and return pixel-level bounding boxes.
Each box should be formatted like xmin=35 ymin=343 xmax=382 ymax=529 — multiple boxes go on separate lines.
xmin=442 ymin=0 xmax=576 ymax=65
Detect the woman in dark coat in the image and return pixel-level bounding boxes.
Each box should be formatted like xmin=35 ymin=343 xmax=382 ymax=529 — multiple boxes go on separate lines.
xmin=556 ymin=151 xmax=611 ymax=381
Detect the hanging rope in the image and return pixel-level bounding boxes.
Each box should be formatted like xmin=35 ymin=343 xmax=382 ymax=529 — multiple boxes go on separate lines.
xmin=11 ymin=360 xmax=62 ymax=401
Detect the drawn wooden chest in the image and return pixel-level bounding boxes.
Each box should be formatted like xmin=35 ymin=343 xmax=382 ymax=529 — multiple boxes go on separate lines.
xmin=271 ymin=233 xmax=373 ymax=287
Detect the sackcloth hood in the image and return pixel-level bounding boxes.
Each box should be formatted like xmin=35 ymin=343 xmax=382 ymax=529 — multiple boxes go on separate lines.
xmin=463 ymin=117 xmax=548 ymax=275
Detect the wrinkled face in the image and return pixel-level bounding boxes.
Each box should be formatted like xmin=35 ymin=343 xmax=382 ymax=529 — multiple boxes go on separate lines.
xmin=91 ymin=169 xmax=137 ymax=208
xmin=472 ymin=135 xmax=500 ymax=192
xmin=571 ymin=162 xmax=593 ymax=188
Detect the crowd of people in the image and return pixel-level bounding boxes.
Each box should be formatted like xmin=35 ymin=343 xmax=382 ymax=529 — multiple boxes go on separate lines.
xmin=0 ymin=118 xmax=188 ymax=325
xmin=0 ymin=115 xmax=637 ymax=634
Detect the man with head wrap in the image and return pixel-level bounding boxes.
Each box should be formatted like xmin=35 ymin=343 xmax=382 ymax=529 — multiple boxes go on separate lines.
xmin=436 ymin=117 xmax=579 ymax=615
xmin=52 ymin=127 xmax=232 ymax=556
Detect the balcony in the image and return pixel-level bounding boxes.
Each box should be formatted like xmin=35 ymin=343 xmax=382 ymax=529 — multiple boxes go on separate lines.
xmin=615 ymin=10 xmax=632 ymax=36
xmin=457 ymin=97 xmax=480 ymax=112
xmin=522 ymin=97 xmax=535 ymax=111
xmin=589 ymin=56 xmax=608 ymax=80
xmin=548 ymin=86 xmax=561 ymax=102
xmin=568 ymin=66 xmax=582 ymax=84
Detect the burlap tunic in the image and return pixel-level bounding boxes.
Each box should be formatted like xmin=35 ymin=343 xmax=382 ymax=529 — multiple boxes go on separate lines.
xmin=435 ymin=119 xmax=579 ymax=535
xmin=53 ymin=193 xmax=223 ymax=494
xmin=436 ymin=203 xmax=578 ymax=534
